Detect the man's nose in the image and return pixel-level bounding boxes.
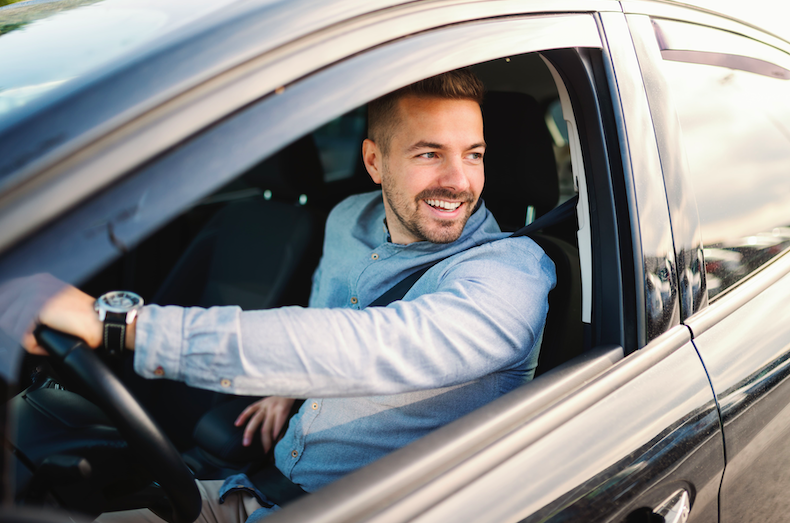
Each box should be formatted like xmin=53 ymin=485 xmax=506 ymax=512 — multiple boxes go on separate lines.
xmin=438 ymin=157 xmax=471 ymax=192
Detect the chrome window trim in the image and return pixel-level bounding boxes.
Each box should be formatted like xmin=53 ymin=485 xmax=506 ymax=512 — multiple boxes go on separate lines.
xmin=0 ymin=3 xmax=614 ymax=256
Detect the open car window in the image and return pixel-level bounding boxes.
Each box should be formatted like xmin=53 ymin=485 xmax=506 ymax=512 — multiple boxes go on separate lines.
xmin=0 ymin=10 xmax=651 ymax=522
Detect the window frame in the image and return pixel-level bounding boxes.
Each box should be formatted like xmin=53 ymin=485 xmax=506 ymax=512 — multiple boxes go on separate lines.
xmin=1 ymin=9 xmax=648 ymax=521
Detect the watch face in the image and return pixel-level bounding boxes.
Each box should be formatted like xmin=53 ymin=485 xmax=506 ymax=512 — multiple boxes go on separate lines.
xmin=97 ymin=291 xmax=144 ymax=313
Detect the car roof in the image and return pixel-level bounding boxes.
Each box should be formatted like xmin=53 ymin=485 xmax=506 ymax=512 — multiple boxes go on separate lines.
xmin=0 ymin=0 xmax=411 ymax=188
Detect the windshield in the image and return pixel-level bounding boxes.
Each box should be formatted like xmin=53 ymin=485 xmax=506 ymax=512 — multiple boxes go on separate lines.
xmin=0 ymin=0 xmax=241 ymax=121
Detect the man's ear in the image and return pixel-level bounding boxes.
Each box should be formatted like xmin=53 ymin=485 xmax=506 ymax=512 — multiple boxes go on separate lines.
xmin=362 ymin=139 xmax=383 ymax=185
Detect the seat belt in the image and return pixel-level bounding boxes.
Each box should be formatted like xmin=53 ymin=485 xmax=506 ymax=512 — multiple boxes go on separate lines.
xmin=368 ymin=195 xmax=578 ymax=307
xmin=509 ymin=194 xmax=578 ymax=239
xmin=248 ymin=465 xmax=308 ymax=506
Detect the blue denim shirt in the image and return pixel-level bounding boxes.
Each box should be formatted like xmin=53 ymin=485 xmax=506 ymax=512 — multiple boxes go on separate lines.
xmin=133 ymin=191 xmax=555 ymax=517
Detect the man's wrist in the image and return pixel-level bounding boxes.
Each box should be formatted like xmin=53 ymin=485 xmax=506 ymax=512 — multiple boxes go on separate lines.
xmin=125 ymin=317 xmax=136 ymax=350
xmin=94 ymin=291 xmax=143 ymax=355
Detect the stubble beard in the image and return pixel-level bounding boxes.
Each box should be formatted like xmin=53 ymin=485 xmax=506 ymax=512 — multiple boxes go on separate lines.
xmin=381 ymin=162 xmax=477 ymax=244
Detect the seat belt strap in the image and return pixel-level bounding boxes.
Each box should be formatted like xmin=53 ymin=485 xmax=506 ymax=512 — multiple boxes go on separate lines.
xmin=367 ymin=266 xmax=432 ymax=307
xmin=367 ymin=195 xmax=579 ymax=307
xmin=510 ymin=195 xmax=578 ymax=238
xmin=248 ymin=465 xmax=308 ymax=506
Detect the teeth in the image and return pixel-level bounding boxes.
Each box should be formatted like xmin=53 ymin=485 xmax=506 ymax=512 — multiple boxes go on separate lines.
xmin=426 ymin=199 xmax=461 ymax=211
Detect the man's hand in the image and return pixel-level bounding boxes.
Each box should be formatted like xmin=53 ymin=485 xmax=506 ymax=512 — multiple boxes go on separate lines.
xmin=23 ymin=284 xmax=104 ymax=355
xmin=235 ymin=396 xmax=296 ymax=453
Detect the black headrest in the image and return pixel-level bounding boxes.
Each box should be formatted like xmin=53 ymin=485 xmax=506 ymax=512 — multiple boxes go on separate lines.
xmin=242 ymin=134 xmax=325 ymax=202
xmin=481 ymin=92 xmax=559 ymax=231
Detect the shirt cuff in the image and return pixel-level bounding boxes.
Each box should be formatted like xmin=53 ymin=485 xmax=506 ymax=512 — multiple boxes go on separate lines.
xmin=133 ymin=304 xmax=185 ymax=381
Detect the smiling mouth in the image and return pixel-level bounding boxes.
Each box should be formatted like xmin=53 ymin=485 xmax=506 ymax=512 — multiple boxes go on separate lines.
xmin=425 ymin=199 xmax=462 ymax=212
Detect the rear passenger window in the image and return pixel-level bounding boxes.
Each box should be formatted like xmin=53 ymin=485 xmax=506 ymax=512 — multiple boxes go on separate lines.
xmin=656 ymin=20 xmax=790 ymax=298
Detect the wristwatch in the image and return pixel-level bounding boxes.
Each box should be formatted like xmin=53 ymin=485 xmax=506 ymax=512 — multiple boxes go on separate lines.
xmin=94 ymin=291 xmax=144 ymax=357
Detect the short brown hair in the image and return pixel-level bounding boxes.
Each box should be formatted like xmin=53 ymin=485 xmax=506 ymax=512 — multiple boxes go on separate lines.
xmin=368 ymin=69 xmax=484 ymax=154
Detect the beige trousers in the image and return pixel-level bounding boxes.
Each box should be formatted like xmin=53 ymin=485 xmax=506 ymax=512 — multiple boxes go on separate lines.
xmin=95 ymin=480 xmax=266 ymax=523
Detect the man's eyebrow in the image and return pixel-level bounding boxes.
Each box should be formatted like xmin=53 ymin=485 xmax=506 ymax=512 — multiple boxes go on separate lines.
xmin=407 ymin=141 xmax=443 ymax=152
xmin=407 ymin=141 xmax=487 ymax=152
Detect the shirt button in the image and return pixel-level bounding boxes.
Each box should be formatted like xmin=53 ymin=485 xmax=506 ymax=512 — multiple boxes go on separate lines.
xmin=371 ymin=253 xmax=379 ymax=260
xmin=220 ymin=378 xmax=231 ymax=388
xmin=312 ymin=402 xmax=318 ymax=410
xmin=154 ymin=366 xmax=165 ymax=377
xmin=291 ymin=450 xmax=299 ymax=458
xmin=350 ymin=296 xmax=358 ymax=304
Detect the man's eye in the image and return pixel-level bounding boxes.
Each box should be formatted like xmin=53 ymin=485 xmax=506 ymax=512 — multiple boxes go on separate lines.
xmin=468 ymin=152 xmax=483 ymax=160
xmin=419 ymin=152 xmax=437 ymax=159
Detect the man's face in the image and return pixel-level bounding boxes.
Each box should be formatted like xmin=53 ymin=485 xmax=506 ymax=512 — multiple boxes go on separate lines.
xmin=363 ymin=96 xmax=485 ymax=245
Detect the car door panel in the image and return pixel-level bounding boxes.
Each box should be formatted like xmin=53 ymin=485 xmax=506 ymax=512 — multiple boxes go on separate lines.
xmin=637 ymin=11 xmax=790 ymax=522
xmin=687 ymin=258 xmax=790 ymax=523
xmin=354 ymin=329 xmax=721 ymax=523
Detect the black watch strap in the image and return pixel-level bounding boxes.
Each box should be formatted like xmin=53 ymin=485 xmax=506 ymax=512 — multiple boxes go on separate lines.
xmin=103 ymin=311 xmax=128 ymax=357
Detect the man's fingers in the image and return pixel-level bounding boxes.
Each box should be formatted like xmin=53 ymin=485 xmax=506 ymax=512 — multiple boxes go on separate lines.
xmin=235 ymin=404 xmax=255 ymax=427
xmin=242 ymin=408 xmax=267 ymax=447
xmin=21 ymin=331 xmax=48 ymax=356
xmin=272 ymin=406 xmax=289 ymax=437
xmin=261 ymin=413 xmax=274 ymax=453
xmin=33 ymin=285 xmax=103 ymax=350
xmin=235 ymin=397 xmax=295 ymax=451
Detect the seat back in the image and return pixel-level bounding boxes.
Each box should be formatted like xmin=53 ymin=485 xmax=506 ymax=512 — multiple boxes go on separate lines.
xmin=143 ymin=136 xmax=327 ymax=448
xmin=481 ymin=92 xmax=559 ymax=231
xmin=241 ymin=134 xmax=325 ymax=205
xmin=153 ymin=134 xmax=326 ymax=310
xmin=481 ymin=92 xmax=583 ymax=374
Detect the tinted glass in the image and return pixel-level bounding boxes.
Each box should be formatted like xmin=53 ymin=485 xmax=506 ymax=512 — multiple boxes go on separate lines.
xmin=661 ymin=57 xmax=790 ymax=298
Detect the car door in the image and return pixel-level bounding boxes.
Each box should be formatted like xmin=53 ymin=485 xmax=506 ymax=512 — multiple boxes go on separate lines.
xmin=258 ymin=9 xmax=725 ymax=523
xmin=0 ymin=2 xmax=724 ymax=522
xmin=627 ymin=6 xmax=790 ymax=522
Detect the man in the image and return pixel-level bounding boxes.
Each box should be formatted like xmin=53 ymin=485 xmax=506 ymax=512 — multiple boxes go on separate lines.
xmin=27 ymin=69 xmax=556 ymax=521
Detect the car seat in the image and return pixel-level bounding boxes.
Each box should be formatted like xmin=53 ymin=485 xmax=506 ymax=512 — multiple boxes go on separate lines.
xmin=481 ymin=91 xmax=583 ymax=375
xmin=152 ymin=134 xmax=326 ymax=310
xmin=123 ymin=135 xmax=327 ymax=452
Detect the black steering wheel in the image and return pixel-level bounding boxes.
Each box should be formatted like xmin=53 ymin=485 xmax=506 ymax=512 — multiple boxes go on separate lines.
xmin=34 ymin=326 xmax=202 ymax=523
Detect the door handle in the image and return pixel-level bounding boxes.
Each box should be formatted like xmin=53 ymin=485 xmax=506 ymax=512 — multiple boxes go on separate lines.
xmin=654 ymin=489 xmax=690 ymax=523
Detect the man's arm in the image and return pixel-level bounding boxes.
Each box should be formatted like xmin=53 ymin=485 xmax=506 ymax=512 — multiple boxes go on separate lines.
xmin=134 ymin=238 xmax=555 ymax=398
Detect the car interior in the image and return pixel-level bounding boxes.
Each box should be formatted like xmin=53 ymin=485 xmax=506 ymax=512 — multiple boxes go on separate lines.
xmin=8 ymin=51 xmax=587 ymax=519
